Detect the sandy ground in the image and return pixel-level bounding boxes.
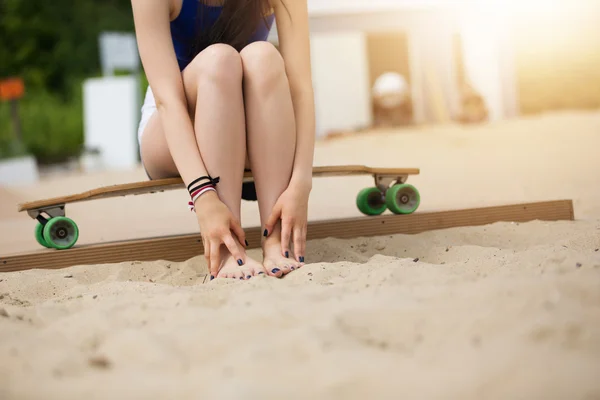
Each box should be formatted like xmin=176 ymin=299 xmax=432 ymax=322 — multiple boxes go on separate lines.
xmin=0 ymin=111 xmax=599 ymax=399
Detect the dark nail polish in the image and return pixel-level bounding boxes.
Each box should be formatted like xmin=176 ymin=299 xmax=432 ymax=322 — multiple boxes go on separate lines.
xmin=247 ymin=275 xmax=251 ymax=279
xmin=258 ymin=272 xmax=264 ymax=275
xmin=290 ymin=266 xmax=295 ymax=270
xmin=263 ymin=229 xmax=268 ymax=237
xmin=210 ymin=275 xmax=214 ymax=281
xmin=245 ymin=239 xmax=249 ymax=246
xmin=272 ymin=268 xmax=280 ymax=274
xmin=237 ymin=259 xmax=244 ymax=266
xmin=285 ymin=251 xmax=289 ymax=258
xmin=299 ymin=256 xmax=305 ymax=263
xmin=240 ymin=277 xmax=243 ymax=280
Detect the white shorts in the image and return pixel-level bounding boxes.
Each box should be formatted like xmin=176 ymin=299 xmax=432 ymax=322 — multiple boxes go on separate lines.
xmin=137 ymin=86 xmax=157 ymax=149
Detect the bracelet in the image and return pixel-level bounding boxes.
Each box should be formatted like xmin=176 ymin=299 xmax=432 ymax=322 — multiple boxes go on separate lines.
xmin=188 ymin=186 xmax=216 ymax=212
xmin=187 ymin=175 xmax=220 ymax=195
xmin=188 ymin=180 xmax=215 ymax=196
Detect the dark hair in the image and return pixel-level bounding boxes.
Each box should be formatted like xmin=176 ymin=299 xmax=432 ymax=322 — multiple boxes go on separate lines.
xmin=192 ymin=0 xmax=273 ymax=55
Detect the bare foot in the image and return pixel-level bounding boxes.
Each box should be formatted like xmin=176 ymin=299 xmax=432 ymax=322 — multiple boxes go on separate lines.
xmin=215 ymin=250 xmax=266 ymax=280
xmin=262 ymin=235 xmax=303 ymax=278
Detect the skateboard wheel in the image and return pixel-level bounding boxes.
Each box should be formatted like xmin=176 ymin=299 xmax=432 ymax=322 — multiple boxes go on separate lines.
xmin=34 ymin=223 xmax=52 ymax=249
xmin=356 ymin=187 xmax=387 ymax=216
xmin=42 ymin=217 xmax=79 ymax=250
xmin=385 ymin=184 xmax=420 ymax=214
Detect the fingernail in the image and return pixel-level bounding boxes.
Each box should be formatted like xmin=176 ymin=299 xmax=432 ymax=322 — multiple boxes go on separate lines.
xmin=247 ymin=275 xmax=251 ymax=279
xmin=263 ymin=229 xmax=268 ymax=237
xmin=237 ymin=259 xmax=244 ymax=266
xmin=245 ymin=239 xmax=249 ymax=246
xmin=271 ymin=268 xmax=280 ymax=274
xmin=210 ymin=275 xmax=214 ymax=281
xmin=299 ymin=256 xmax=305 ymax=263
xmin=285 ymin=251 xmax=289 ymax=258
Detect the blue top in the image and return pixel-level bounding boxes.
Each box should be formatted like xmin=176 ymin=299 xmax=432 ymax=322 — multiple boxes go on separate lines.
xmin=171 ymin=0 xmax=275 ymax=70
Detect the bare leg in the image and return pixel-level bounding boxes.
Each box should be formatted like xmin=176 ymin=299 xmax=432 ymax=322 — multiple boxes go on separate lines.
xmin=241 ymin=42 xmax=303 ymax=277
xmin=140 ymin=44 xmax=265 ymax=279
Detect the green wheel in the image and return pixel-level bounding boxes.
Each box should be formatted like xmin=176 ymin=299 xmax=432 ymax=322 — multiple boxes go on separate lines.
xmin=356 ymin=187 xmax=387 ymax=216
xmin=34 ymin=223 xmax=52 ymax=248
xmin=385 ymin=184 xmax=421 ymax=214
xmin=42 ymin=217 xmax=79 ymax=250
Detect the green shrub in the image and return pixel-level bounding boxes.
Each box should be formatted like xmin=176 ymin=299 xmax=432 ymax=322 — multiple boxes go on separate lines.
xmin=0 ymin=89 xmax=83 ymax=164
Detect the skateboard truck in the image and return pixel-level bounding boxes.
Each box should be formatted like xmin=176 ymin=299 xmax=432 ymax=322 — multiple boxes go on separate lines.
xmin=374 ymin=174 xmax=409 ymax=192
xmin=27 ymin=205 xmax=66 ymax=225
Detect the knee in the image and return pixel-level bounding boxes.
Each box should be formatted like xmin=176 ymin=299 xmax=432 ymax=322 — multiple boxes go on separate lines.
xmin=190 ymin=44 xmax=243 ymax=84
xmin=240 ymin=42 xmax=286 ymax=90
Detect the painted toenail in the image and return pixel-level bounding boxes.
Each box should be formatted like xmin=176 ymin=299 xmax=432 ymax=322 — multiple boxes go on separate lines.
xmin=291 ymin=266 xmax=295 ymax=270
xmin=285 ymin=251 xmax=289 ymax=258
xmin=237 ymin=259 xmax=244 ymax=266
xmin=258 ymin=272 xmax=264 ymax=275
xmin=272 ymin=268 xmax=280 ymax=274
xmin=239 ymin=277 xmax=243 ymax=280
xmin=299 ymin=256 xmax=305 ymax=263
xmin=210 ymin=275 xmax=214 ymax=281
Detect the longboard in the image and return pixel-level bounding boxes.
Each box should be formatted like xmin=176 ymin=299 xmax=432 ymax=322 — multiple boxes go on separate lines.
xmin=18 ymin=165 xmax=420 ymax=250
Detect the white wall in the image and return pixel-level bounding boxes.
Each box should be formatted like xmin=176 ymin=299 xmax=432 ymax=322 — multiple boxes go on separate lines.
xmin=309 ymin=31 xmax=372 ymax=137
xmin=83 ymin=76 xmax=140 ymax=170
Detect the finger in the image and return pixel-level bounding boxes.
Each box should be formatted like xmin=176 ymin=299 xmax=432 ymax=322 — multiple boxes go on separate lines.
xmin=300 ymin=225 xmax=307 ymax=263
xmin=264 ymin=204 xmax=282 ymax=237
xmin=204 ymin=238 xmax=211 ymax=262
xmin=293 ymin=225 xmax=304 ymax=263
xmin=222 ymin=232 xmax=244 ymax=265
xmin=281 ymin=218 xmax=292 ymax=258
xmin=230 ymin=219 xmax=247 ymax=249
xmin=209 ymin=242 xmax=221 ymax=278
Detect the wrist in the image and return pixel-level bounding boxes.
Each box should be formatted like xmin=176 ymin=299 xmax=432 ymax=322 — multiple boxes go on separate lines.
xmin=193 ymin=189 xmax=219 ymax=215
xmin=195 ymin=189 xmax=218 ymax=204
xmin=290 ymin=173 xmax=313 ymax=193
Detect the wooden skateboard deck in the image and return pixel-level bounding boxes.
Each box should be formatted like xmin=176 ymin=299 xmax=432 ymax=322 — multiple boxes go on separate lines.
xmin=18 ymin=165 xmax=421 ymax=250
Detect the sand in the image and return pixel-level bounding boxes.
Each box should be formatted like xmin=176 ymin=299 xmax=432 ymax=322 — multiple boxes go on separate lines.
xmin=1 ymin=111 xmax=599 ymax=399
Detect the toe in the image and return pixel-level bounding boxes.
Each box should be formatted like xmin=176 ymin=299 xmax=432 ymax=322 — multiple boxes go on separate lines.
xmin=279 ymin=265 xmax=293 ymax=275
xmin=233 ymin=270 xmax=244 ymax=280
xmin=251 ymin=265 xmax=267 ymax=276
xmin=268 ymin=267 xmax=283 ymax=278
xmin=241 ymin=267 xmax=254 ymax=279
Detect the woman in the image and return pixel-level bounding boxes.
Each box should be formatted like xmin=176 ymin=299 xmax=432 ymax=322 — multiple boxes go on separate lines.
xmin=131 ymin=0 xmax=315 ymax=280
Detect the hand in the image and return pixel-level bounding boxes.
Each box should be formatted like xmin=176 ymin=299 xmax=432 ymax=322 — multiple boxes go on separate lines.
xmin=264 ymin=183 xmax=311 ymax=262
xmin=194 ymin=191 xmax=246 ymax=278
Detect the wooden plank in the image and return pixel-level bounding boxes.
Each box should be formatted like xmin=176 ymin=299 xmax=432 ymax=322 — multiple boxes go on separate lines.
xmin=0 ymin=200 xmax=573 ymax=273
xmin=17 ymin=165 xmax=420 ymax=212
